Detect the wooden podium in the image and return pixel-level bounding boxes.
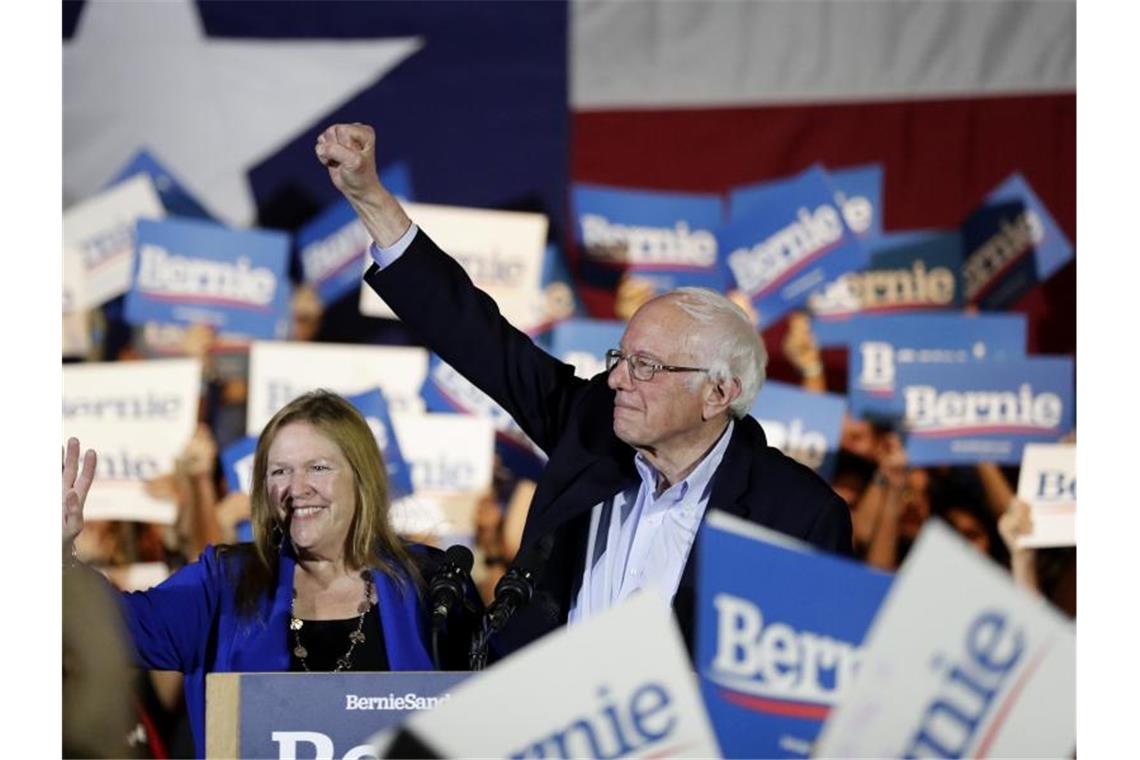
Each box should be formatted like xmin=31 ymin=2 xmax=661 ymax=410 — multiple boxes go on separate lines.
xmin=206 ymin=671 xmax=470 ymax=758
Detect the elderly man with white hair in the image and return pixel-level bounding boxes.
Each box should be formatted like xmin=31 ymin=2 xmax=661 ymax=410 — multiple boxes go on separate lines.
xmin=316 ymin=122 xmax=852 ymax=660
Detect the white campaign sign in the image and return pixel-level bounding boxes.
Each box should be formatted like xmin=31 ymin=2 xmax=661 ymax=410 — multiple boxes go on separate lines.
xmin=1016 ymin=443 xmax=1076 ymax=548
xmin=63 ymin=244 xmax=90 ymax=358
xmin=246 ymin=341 xmax=428 ymax=435
xmin=388 ymin=412 xmax=494 ymax=546
xmin=63 ymin=173 xmax=165 ymax=309
xmin=815 ymin=521 xmax=1075 ymax=759
xmin=63 ymin=359 xmax=202 ymax=524
xmin=368 ymin=591 xmax=722 ymax=758
xmin=359 ymin=202 xmax=548 ymax=332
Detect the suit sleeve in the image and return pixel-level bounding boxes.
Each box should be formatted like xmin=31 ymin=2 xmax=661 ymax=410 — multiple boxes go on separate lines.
xmin=117 ymin=546 xmax=222 ymax=672
xmin=805 ymin=491 xmax=855 ymax=558
xmin=365 ymin=229 xmax=588 ymax=455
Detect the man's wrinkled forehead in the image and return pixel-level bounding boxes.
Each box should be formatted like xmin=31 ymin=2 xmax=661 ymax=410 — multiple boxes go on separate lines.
xmin=621 ymin=298 xmax=698 ymax=358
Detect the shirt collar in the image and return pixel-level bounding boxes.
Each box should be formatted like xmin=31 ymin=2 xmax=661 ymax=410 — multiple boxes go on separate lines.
xmin=633 ymin=419 xmax=736 ymax=506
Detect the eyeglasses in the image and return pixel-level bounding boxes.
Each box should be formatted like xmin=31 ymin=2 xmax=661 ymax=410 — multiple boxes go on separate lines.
xmin=604 ymin=349 xmax=709 ymax=382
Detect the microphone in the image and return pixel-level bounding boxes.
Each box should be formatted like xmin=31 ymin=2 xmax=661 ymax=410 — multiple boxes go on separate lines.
xmin=428 ymin=545 xmax=475 ymax=632
xmin=469 ymin=534 xmax=553 ymax=670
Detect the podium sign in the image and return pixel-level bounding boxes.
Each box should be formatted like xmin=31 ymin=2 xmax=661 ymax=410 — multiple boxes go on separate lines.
xmin=206 ymin=671 xmax=469 ymax=759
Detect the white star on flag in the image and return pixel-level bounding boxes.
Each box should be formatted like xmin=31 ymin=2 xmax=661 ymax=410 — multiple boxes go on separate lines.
xmin=64 ymin=0 xmax=422 ymax=226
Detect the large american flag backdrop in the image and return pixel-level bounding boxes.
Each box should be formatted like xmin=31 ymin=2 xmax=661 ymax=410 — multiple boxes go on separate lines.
xmin=64 ymin=0 xmax=1074 ymax=365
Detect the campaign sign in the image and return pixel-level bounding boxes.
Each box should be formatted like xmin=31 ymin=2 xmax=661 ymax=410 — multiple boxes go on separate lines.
xmin=529 ymin=243 xmax=586 ymax=344
xmin=571 ymin=183 xmax=723 ymax=292
xmin=247 ymin=341 xmax=429 ymax=434
xmin=696 ymin=511 xmax=892 ymax=758
xmin=206 ymin=671 xmax=470 ymax=760
xmin=360 ymin=202 xmax=548 ymax=333
xmin=750 ymin=381 xmax=846 ymax=481
xmin=829 ymin=163 xmax=883 ymax=242
xmin=1015 ymin=443 xmax=1076 ymax=548
xmin=899 ymin=357 xmax=1075 ymax=466
xmin=615 ymin=265 xmax=732 ymax=322
xmin=124 ymin=218 xmax=291 ymax=340
xmin=722 ymin=165 xmax=869 ymax=328
xmin=961 ymin=172 xmax=1074 ymax=309
xmin=421 ymin=354 xmax=548 ymax=480
xmin=809 ymin=230 xmax=964 ymax=339
xmin=548 ymin=318 xmax=626 ymax=380
xmin=109 ymin=149 xmax=213 ymax=221
xmin=846 ymin=312 xmax=1027 ymax=421
xmin=296 ymin=163 xmax=415 ymax=307
xmin=63 ymin=359 xmax=202 ymax=524
xmin=344 ymin=388 xmax=415 ymax=499
xmin=389 ymin=411 xmax=495 ymax=548
xmin=64 ymin=173 xmax=165 ymax=309
xmin=815 ymin=521 xmax=1075 ymax=759
xmin=370 ymin=591 xmax=722 ymax=759
xmin=221 ymin=435 xmax=257 ymax=496
xmin=63 ymin=244 xmax=90 ymax=358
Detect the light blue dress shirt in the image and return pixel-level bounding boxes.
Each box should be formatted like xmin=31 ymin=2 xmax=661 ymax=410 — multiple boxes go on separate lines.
xmin=568 ymin=420 xmax=734 ymax=624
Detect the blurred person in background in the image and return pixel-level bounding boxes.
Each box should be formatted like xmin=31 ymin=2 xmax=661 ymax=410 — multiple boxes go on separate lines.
xmin=63 ymin=390 xmax=479 ymax=758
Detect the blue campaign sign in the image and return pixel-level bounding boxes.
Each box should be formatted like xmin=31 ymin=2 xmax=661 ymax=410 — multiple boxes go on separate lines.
xmin=548 ymin=318 xmax=627 ymax=379
xmin=221 ymin=435 xmax=258 ymax=495
xmin=722 ymin=165 xmax=869 ymax=329
xmin=571 ymin=183 xmax=724 ymax=291
xmin=829 ymin=163 xmax=883 ymax=242
xmin=810 ymin=230 xmax=964 ymax=344
xmin=296 ymin=162 xmax=415 ymax=306
xmin=750 ymin=381 xmax=847 ymax=481
xmin=421 ymin=355 xmax=548 ymax=480
xmin=899 ymin=356 xmax=1074 ymax=466
xmin=344 ymin=388 xmax=415 ymax=499
xmin=124 ymin=217 xmax=291 ymax=339
xmin=961 ymin=173 xmax=1074 ymax=309
xmin=697 ymin=511 xmax=892 ymax=759
xmin=530 ymin=243 xmax=586 ymax=346
xmin=846 ymin=313 xmax=1027 ymax=422
xmin=108 ymin=149 xmax=214 ymax=220
xmin=225 ymin=671 xmax=470 ymax=759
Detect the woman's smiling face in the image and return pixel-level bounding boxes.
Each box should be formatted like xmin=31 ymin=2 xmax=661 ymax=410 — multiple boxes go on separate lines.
xmin=266 ymin=421 xmax=357 ymax=561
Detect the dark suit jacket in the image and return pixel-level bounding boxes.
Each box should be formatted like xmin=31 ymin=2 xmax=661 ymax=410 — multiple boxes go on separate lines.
xmin=366 ymin=229 xmax=853 ymax=660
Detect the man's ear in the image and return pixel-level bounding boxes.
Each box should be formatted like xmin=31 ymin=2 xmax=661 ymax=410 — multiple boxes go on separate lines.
xmin=703 ymin=376 xmax=742 ymax=418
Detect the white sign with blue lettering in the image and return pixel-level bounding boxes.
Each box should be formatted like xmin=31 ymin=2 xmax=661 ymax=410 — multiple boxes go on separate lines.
xmin=900 ymin=357 xmax=1074 ymax=466
xmin=751 ymin=381 xmax=847 ymax=481
xmin=815 ymin=521 xmax=1075 ymax=759
xmin=369 ymin=591 xmax=722 ymax=758
xmin=359 ymin=202 xmax=548 ymax=332
xmin=63 ymin=244 xmax=89 ymax=358
xmin=246 ymin=341 xmax=429 ymax=434
xmin=697 ymin=511 xmax=892 ymax=758
xmin=124 ymin=217 xmax=291 ymax=340
xmin=1016 ymin=443 xmax=1076 ymax=548
xmin=723 ymin=165 xmax=870 ymax=328
xmin=63 ymin=358 xmax=202 ymax=524
xmin=846 ymin=312 xmax=1027 ymax=421
xmin=63 ymin=173 xmax=165 ymax=309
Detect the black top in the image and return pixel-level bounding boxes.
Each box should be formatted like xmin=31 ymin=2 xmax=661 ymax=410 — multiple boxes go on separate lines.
xmin=288 ymin=604 xmax=389 ymax=672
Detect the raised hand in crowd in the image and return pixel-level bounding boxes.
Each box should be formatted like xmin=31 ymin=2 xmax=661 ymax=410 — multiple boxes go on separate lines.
xmin=851 ymin=429 xmax=907 ymax=557
xmin=998 ymin=497 xmax=1039 ymax=594
xmin=62 ymin=437 xmax=97 ymax=560
xmin=781 ymin=311 xmax=825 ymax=392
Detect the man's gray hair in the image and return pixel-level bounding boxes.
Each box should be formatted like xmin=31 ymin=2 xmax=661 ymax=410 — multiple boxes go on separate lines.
xmin=667 ymin=287 xmax=767 ymax=418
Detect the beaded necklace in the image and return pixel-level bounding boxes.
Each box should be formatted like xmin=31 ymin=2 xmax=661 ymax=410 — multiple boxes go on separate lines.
xmin=289 ymin=570 xmax=375 ymax=672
